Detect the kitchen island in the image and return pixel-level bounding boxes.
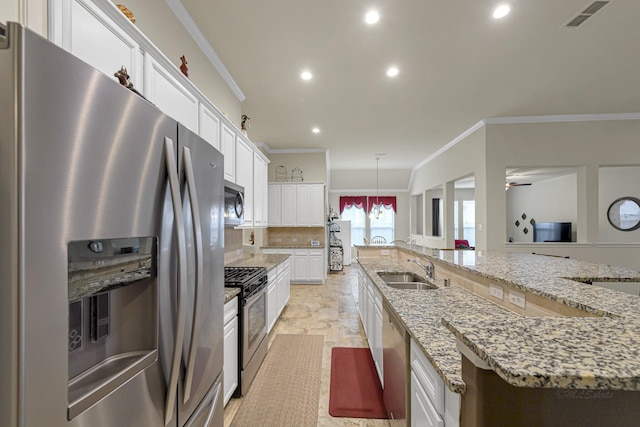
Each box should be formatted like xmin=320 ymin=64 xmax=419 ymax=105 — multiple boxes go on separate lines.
xmin=356 ymin=243 xmax=640 ymax=426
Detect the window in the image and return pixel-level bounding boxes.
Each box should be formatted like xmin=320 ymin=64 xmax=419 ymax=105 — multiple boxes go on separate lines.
xmin=454 ymin=200 xmax=475 ymax=247
xmin=462 ymin=200 xmax=476 ymax=247
xmin=370 ymin=205 xmax=395 ymax=242
xmin=341 ymin=205 xmax=366 ymax=245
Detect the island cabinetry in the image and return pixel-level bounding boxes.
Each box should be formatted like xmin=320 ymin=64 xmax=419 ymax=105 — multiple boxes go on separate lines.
xmin=267 ymin=183 xmax=325 ymax=227
xmin=410 ymin=338 xmax=460 ymax=426
xmin=357 ymin=264 xmax=383 ymax=384
xmin=223 ymin=297 xmax=238 ymax=406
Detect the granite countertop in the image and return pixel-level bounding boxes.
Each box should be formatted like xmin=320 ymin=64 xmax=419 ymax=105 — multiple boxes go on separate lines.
xmin=225 ymin=253 xmax=290 ymax=271
xmin=261 ymin=245 xmax=325 ymax=249
xmin=224 ymin=287 xmax=240 ymax=304
xmin=357 ymin=244 xmax=640 ymax=394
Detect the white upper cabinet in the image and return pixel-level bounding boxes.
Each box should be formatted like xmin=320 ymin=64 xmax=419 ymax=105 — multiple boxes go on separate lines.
xmin=268 ymin=183 xmax=325 ymax=227
xmin=198 ymin=104 xmax=221 ymax=151
xmin=235 ymin=136 xmax=254 ymax=226
xmin=281 ymin=184 xmax=298 ymax=226
xmin=221 ymin=124 xmax=236 ymax=183
xmin=253 ymin=153 xmax=268 ymax=227
xmin=309 ymin=184 xmax=325 ymax=226
xmin=144 ymin=54 xmax=198 ymax=132
xmin=48 ymin=0 xmax=269 ymax=204
xmin=268 ymin=185 xmax=282 ymax=227
xmin=49 ymin=0 xmax=142 ymax=89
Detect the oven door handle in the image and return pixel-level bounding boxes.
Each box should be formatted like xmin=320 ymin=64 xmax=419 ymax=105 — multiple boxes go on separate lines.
xmin=182 ymin=146 xmax=203 ymax=404
xmin=163 ymin=137 xmax=188 ymax=425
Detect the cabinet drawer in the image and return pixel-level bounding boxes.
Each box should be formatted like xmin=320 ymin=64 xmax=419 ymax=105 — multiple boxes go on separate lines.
xmin=411 ymin=338 xmax=444 ymax=413
xmin=309 ymin=248 xmax=324 ymax=257
xmin=293 ymin=249 xmax=309 ymax=256
xmin=224 ymin=297 xmax=238 ymax=325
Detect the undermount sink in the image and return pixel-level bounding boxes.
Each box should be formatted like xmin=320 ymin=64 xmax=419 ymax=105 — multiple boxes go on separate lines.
xmin=386 ymin=282 xmax=438 ymax=290
xmin=377 ymin=272 xmax=438 ymax=290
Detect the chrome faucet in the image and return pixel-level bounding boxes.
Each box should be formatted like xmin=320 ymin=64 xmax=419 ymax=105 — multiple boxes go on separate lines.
xmin=407 ymin=257 xmax=435 ymax=279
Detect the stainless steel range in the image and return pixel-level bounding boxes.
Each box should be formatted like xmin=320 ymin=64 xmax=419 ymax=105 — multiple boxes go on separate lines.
xmin=224 ymin=267 xmax=268 ymax=396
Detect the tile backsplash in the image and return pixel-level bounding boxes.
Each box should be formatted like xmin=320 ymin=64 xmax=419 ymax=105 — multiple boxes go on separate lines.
xmin=224 ymin=229 xmax=244 ymax=265
xmin=266 ymin=227 xmax=326 ymax=247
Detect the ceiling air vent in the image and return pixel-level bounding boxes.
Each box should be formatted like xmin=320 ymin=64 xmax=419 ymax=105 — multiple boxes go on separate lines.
xmin=565 ymin=1 xmax=610 ymax=28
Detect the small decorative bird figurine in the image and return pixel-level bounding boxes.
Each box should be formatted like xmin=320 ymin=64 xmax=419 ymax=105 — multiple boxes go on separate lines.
xmin=180 ymin=55 xmax=188 ymax=78
xmin=241 ymin=115 xmax=250 ymax=131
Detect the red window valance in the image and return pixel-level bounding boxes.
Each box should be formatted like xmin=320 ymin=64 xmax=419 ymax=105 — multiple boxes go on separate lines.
xmin=340 ymin=196 xmax=397 ymax=214
xmin=339 ymin=196 xmax=367 ymax=214
xmin=367 ymin=196 xmax=397 ymax=213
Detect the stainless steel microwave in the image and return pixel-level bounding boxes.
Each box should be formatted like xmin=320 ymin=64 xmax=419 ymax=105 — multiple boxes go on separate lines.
xmin=224 ymin=180 xmax=245 ymax=228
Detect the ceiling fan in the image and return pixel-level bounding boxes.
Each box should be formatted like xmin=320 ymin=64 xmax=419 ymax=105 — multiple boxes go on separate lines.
xmin=506 ymin=181 xmax=532 ymax=190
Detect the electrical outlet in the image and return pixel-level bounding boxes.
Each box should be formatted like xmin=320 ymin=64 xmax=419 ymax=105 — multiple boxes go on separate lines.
xmin=292 ymin=238 xmax=298 ymax=242
xmin=489 ymin=284 xmax=504 ymax=300
xmin=508 ymin=290 xmax=526 ymax=309
xmin=380 ymin=249 xmax=390 ymax=255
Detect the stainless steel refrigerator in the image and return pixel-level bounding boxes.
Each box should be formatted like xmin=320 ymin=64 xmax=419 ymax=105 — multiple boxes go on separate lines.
xmin=0 ymin=22 xmax=224 ymax=427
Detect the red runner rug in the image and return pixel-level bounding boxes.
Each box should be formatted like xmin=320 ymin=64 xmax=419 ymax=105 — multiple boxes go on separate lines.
xmin=329 ymin=347 xmax=387 ymax=419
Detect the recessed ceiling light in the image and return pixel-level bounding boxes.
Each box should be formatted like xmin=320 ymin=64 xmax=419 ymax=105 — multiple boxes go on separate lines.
xmin=301 ymin=70 xmax=313 ymax=80
xmin=386 ymin=66 xmax=399 ymax=77
xmin=365 ymin=10 xmax=380 ymax=25
xmin=312 ymin=127 xmax=320 ymax=134
xmin=492 ymin=3 xmax=512 ymax=19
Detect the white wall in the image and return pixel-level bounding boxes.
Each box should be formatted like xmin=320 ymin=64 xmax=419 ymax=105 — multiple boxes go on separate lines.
xmin=485 ymin=119 xmax=640 ymax=270
xmin=506 ymin=174 xmax=577 ymax=243
xmin=1 ymin=0 xmax=47 ymax=36
xmin=331 ymin=168 xmax=411 ymax=191
xmin=266 ymin=152 xmax=327 ymax=183
xmin=599 ymin=166 xmax=640 ymax=242
xmin=409 ymin=126 xmax=486 ymax=249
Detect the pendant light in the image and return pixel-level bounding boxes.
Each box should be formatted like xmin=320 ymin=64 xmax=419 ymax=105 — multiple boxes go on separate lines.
xmin=369 ymin=156 xmax=383 ymax=220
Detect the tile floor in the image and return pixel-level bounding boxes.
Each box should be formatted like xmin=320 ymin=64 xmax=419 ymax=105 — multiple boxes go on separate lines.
xmin=224 ymin=265 xmax=390 ymax=426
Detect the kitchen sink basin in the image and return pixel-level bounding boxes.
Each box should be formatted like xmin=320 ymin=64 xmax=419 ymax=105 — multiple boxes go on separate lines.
xmin=386 ymin=282 xmax=438 ymax=290
xmin=378 ymin=272 xmax=424 ymax=283
xmin=377 ymin=272 xmax=438 ymax=290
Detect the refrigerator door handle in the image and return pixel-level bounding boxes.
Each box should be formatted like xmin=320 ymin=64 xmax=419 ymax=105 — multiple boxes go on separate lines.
xmin=181 ymin=146 xmax=204 ymax=404
xmin=163 ymin=137 xmax=188 ymax=425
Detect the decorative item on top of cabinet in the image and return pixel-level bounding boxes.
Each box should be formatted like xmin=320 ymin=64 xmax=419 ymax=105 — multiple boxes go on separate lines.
xmin=116 ymin=4 xmax=135 ymax=23
xmin=113 ymin=66 xmax=146 ymax=100
xmin=275 ymin=166 xmax=288 ymax=182
xmin=179 ymin=55 xmax=188 ymax=78
xmin=291 ymin=167 xmax=304 ymax=182
xmin=241 ymin=114 xmax=250 ymax=136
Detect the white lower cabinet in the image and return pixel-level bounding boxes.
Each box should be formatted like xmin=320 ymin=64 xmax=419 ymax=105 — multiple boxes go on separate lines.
xmin=410 ymin=338 xmax=460 ymax=427
xmin=264 ymin=248 xmax=324 ymax=284
xmin=223 ymin=298 xmax=239 ymax=406
xmin=356 ymin=263 xmax=383 ymax=384
xmin=308 ymin=249 xmax=325 ymax=281
xmin=267 ymin=271 xmax=278 ymax=332
xmin=265 ymin=257 xmax=292 ymax=333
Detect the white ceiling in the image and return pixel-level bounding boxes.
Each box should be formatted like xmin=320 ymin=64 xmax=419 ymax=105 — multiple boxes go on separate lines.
xmin=180 ymin=0 xmax=640 ymax=172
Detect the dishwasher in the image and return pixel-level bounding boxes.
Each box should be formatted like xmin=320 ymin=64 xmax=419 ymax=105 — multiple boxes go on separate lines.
xmin=383 ymin=301 xmax=409 ymax=426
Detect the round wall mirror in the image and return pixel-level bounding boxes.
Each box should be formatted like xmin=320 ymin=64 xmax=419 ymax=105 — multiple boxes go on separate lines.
xmin=607 ymin=197 xmax=640 ymax=231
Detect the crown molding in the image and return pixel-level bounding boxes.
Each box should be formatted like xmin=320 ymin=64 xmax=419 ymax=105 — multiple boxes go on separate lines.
xmin=259 ymin=142 xmax=327 ymax=154
xmin=165 ymin=0 xmax=245 ymax=102
xmin=485 ymin=112 xmax=640 ymax=124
